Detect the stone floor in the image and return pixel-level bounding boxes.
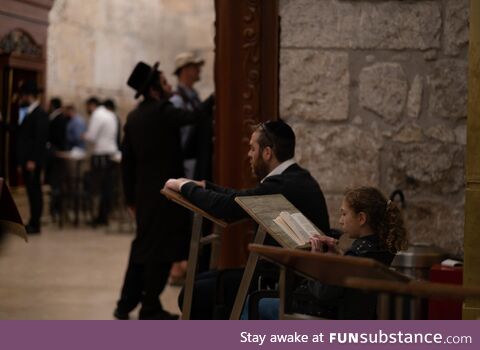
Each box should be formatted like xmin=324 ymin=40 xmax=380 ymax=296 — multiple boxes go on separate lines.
xmin=0 ymin=190 xmax=181 ymax=320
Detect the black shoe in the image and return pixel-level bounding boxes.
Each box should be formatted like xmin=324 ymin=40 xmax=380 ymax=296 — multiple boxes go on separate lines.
xmin=113 ymin=308 xmax=129 ymax=320
xmin=25 ymin=225 xmax=41 ymax=234
xmin=139 ymin=310 xmax=179 ymax=320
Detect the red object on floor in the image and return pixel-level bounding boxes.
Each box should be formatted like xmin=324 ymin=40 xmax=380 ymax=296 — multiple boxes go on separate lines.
xmin=428 ymin=264 xmax=463 ymax=320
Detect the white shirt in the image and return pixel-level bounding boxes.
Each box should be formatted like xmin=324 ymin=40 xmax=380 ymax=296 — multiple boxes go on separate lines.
xmin=19 ymin=100 xmax=40 ymax=125
xmin=84 ymin=105 xmax=118 ymax=155
xmin=261 ymin=158 xmax=296 ymax=183
xmin=27 ymin=100 xmax=40 ymax=114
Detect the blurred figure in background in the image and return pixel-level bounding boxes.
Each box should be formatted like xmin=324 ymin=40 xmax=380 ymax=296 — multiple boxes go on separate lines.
xmin=114 ymin=61 xmax=213 ymax=320
xmin=169 ymin=51 xmax=214 ymax=285
xmin=104 ymin=98 xmax=122 ymax=151
xmin=65 ymin=105 xmax=86 ymax=150
xmin=46 ymin=97 xmax=69 ymax=221
xmin=15 ymin=80 xmax=49 ymax=234
xmin=84 ymin=97 xmax=118 ymax=226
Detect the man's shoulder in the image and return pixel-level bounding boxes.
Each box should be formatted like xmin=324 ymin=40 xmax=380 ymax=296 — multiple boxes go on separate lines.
xmin=32 ymin=106 xmax=48 ymax=119
xmin=267 ymin=164 xmax=311 ymax=181
xmin=263 ymin=164 xmax=321 ymax=193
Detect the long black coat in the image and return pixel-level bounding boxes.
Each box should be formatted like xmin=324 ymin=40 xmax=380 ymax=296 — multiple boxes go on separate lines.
xmin=122 ymin=97 xmax=208 ymax=263
xmin=16 ymin=106 xmax=49 ymax=167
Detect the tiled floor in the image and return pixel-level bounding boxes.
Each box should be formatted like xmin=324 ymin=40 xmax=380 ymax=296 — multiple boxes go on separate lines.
xmin=0 ymin=223 xmax=182 ymax=320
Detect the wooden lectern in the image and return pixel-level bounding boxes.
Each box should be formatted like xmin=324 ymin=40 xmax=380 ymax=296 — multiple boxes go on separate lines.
xmin=249 ymin=244 xmax=480 ymax=320
xmin=0 ymin=178 xmax=27 ymax=242
xmin=229 ymin=194 xmax=327 ymax=319
xmin=161 ymin=188 xmax=236 ymax=319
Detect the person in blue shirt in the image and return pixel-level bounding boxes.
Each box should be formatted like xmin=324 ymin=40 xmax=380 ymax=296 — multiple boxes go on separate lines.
xmin=64 ymin=105 xmax=86 ymax=150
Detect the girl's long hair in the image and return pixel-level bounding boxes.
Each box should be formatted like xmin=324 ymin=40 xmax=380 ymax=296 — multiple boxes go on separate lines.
xmin=344 ymin=187 xmax=408 ymax=253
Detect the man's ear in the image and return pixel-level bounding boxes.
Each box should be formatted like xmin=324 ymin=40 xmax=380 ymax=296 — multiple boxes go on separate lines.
xmin=357 ymin=212 xmax=367 ymax=226
xmin=262 ymin=146 xmax=273 ymax=161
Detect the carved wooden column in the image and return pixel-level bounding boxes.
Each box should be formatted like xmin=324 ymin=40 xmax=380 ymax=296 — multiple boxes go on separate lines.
xmin=0 ymin=0 xmax=53 ymax=186
xmin=214 ymin=0 xmax=279 ymax=267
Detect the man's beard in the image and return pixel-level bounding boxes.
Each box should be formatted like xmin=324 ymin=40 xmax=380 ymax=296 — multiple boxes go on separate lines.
xmin=252 ymin=157 xmax=269 ymax=180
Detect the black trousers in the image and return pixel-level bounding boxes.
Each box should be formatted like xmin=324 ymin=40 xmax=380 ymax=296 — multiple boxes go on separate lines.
xmin=90 ymin=155 xmax=114 ymax=222
xmin=22 ymin=165 xmax=43 ymax=228
xmin=178 ymin=269 xmax=244 ymax=320
xmin=116 ymin=251 xmax=172 ymax=318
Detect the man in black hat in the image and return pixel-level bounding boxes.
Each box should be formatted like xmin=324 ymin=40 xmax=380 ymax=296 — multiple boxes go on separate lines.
xmin=114 ymin=61 xmax=213 ymax=320
xmin=165 ymin=120 xmax=331 ymax=319
xmin=16 ymin=80 xmax=49 ymax=234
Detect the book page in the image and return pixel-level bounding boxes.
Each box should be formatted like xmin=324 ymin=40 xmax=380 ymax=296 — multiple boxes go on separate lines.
xmin=280 ymin=211 xmax=317 ymax=244
xmin=273 ymin=216 xmax=303 ymax=246
xmin=290 ymin=212 xmax=323 ymax=239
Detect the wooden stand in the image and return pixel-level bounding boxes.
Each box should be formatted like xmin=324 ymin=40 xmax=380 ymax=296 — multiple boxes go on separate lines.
xmin=229 ymin=194 xmax=326 ymax=319
xmin=249 ymin=244 xmax=480 ymax=319
xmin=161 ymin=188 xmax=234 ymax=320
xmin=0 ymin=177 xmax=27 ymax=241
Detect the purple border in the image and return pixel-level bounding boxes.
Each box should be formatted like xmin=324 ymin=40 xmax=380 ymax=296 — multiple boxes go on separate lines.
xmin=0 ymin=320 xmax=478 ymax=350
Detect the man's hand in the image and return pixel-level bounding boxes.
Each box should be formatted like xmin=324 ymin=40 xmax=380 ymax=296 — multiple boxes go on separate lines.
xmin=164 ymin=178 xmax=205 ymax=192
xmin=310 ymin=234 xmax=340 ymax=254
xmin=26 ymin=160 xmax=36 ymax=172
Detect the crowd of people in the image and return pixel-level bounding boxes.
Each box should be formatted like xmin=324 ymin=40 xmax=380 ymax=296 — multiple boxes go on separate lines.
xmin=13 ymin=51 xmax=408 ymax=321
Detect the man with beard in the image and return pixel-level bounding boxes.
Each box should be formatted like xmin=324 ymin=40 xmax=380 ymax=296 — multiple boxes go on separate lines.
xmin=165 ymin=120 xmax=330 ymax=319
xmin=114 ymin=61 xmax=213 ymax=320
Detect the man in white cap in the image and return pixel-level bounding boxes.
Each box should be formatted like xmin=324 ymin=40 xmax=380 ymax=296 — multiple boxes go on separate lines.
xmin=169 ymin=52 xmax=212 ymax=286
xmin=170 ymin=52 xmax=205 ymax=179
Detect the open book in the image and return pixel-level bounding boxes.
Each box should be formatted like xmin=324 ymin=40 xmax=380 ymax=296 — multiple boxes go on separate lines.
xmin=273 ymin=211 xmax=324 ymax=248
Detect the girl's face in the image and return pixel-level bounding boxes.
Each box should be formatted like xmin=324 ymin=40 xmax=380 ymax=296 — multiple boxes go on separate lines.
xmin=339 ymin=199 xmax=364 ymax=239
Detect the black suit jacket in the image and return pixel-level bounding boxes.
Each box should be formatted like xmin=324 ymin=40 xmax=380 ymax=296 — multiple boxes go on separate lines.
xmin=181 ymin=163 xmax=331 ymax=235
xmin=48 ymin=113 xmax=69 ymax=151
xmin=16 ymin=106 xmax=49 ymax=167
xmin=121 ymin=97 xmax=211 ymax=263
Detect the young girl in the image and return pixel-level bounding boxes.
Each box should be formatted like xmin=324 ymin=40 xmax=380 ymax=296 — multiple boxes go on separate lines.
xmin=252 ymin=186 xmax=408 ymax=320
xmin=311 ymin=186 xmax=408 ymax=264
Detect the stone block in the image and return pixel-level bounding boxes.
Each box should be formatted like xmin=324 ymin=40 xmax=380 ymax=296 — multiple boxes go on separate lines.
xmin=444 ymin=0 xmax=469 ymax=56
xmin=407 ymin=75 xmax=423 ymax=118
xmin=403 ymin=200 xmax=464 ymax=257
xmin=280 ymin=50 xmax=349 ymax=121
xmin=428 ymin=59 xmax=468 ymax=119
xmin=291 ymin=123 xmax=381 ymax=193
xmin=359 ymin=63 xmax=408 ymax=123
xmin=455 ymin=124 xmax=467 ymax=145
xmin=425 ymin=125 xmax=456 ymax=143
xmin=47 ymin=23 xmax=95 ymax=89
xmin=393 ymin=124 xmax=423 ymax=144
xmin=280 ymin=0 xmax=441 ymax=49
xmin=386 ymin=143 xmax=465 ymax=195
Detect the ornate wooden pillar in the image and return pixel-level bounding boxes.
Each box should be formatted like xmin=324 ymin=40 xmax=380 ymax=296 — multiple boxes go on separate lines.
xmin=0 ymin=1 xmax=53 ymax=186
xmin=463 ymin=0 xmax=480 ymax=320
xmin=214 ymin=0 xmax=279 ymax=267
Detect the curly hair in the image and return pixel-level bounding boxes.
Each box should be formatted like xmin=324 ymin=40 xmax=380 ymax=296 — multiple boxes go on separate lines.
xmin=344 ymin=186 xmax=408 ymax=254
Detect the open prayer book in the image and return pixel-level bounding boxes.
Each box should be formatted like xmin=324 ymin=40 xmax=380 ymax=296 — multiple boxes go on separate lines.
xmin=273 ymin=211 xmax=324 ymax=249
xmin=235 ymin=194 xmax=327 ymax=250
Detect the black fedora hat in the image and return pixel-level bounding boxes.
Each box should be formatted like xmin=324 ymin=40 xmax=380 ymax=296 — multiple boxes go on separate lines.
xmin=127 ymin=61 xmax=160 ymax=99
xmin=18 ymin=80 xmax=43 ymax=95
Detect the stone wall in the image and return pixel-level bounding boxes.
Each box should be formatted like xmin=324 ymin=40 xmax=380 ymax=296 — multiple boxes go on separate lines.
xmin=279 ymin=0 xmax=469 ymax=256
xmin=47 ymin=0 xmax=214 ymax=120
